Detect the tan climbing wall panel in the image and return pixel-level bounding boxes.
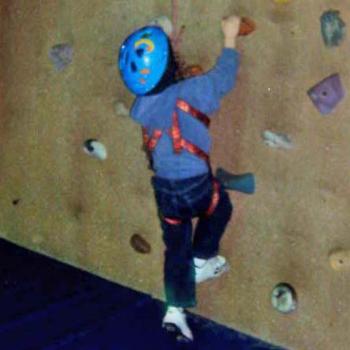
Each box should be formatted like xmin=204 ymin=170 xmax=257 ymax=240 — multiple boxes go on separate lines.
xmin=1 ymin=1 xmax=350 ymax=349
xmin=0 ymin=0 xmax=169 ymax=293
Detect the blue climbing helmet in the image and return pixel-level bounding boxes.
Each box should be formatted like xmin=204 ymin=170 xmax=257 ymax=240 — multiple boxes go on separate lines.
xmin=118 ymin=26 xmax=171 ymax=96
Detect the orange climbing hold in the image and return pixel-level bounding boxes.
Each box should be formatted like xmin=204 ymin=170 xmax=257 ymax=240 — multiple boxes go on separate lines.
xmin=238 ymin=17 xmax=256 ymax=36
xmin=181 ymin=64 xmax=204 ymax=78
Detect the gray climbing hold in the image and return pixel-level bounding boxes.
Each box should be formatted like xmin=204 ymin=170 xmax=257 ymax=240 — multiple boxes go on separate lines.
xmin=262 ymin=130 xmax=294 ymax=149
xmin=321 ymin=10 xmax=346 ymax=47
xmin=49 ymin=43 xmax=73 ymax=71
xmin=83 ymin=139 xmax=107 ymax=160
xmin=114 ymin=101 xmax=129 ymax=117
xmin=271 ymin=283 xmax=297 ymax=314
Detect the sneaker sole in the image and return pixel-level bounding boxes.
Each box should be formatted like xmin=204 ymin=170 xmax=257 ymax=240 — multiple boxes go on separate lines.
xmin=162 ymin=323 xmax=193 ymax=343
xmin=196 ymin=263 xmax=230 ymax=284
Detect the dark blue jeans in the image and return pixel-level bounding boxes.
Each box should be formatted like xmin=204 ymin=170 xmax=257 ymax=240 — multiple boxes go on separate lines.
xmin=151 ymin=172 xmax=233 ymax=308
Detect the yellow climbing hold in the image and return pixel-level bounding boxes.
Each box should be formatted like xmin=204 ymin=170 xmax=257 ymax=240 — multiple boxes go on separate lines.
xmin=273 ymin=0 xmax=291 ymax=3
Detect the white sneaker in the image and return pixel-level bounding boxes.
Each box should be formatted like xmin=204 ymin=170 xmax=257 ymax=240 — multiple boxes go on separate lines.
xmin=194 ymin=255 xmax=229 ymax=284
xmin=162 ymin=306 xmax=193 ymax=342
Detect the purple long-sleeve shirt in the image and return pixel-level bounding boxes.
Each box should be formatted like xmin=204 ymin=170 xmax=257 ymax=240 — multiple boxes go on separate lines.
xmin=130 ymin=48 xmax=240 ymax=180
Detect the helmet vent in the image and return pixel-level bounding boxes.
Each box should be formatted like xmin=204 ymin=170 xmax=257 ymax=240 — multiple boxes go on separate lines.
xmin=141 ymin=32 xmax=151 ymax=39
xmin=136 ymin=48 xmax=144 ymax=57
xmin=131 ymin=61 xmax=137 ymax=72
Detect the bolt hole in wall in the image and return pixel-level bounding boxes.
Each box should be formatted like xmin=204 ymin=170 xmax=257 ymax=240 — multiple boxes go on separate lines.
xmin=12 ymin=199 xmax=21 ymax=206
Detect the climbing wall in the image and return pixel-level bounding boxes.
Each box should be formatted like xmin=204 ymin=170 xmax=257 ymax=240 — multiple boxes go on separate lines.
xmin=0 ymin=1 xmax=349 ymax=349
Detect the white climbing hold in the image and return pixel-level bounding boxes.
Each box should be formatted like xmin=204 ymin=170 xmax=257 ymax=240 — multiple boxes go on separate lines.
xmin=32 ymin=234 xmax=44 ymax=244
xmin=148 ymin=16 xmax=173 ymax=36
xmin=271 ymin=283 xmax=297 ymax=314
xmin=114 ymin=101 xmax=129 ymax=117
xmin=83 ymin=139 xmax=107 ymax=160
xmin=262 ymin=130 xmax=294 ymax=150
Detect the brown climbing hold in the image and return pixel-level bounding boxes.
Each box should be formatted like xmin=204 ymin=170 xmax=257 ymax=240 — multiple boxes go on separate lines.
xmin=181 ymin=64 xmax=204 ymax=78
xmin=130 ymin=234 xmax=151 ymax=254
xmin=239 ymin=17 xmax=256 ymax=36
xmin=329 ymin=249 xmax=350 ymax=271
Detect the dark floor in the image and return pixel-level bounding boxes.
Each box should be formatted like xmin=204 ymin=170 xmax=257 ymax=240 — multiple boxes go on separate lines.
xmin=0 ymin=238 xmax=286 ymax=350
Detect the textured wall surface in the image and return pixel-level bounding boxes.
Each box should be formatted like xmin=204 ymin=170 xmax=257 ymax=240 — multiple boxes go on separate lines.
xmin=1 ymin=1 xmax=350 ymax=349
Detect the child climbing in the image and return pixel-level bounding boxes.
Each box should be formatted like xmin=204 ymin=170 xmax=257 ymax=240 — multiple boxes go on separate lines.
xmin=118 ymin=14 xmax=242 ymax=342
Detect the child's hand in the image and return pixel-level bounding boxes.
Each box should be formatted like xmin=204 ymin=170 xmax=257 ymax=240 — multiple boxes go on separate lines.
xmin=221 ymin=15 xmax=241 ymax=48
xmin=221 ymin=15 xmax=241 ymax=39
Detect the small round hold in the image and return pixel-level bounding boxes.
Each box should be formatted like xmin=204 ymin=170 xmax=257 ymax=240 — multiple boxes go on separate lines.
xmin=130 ymin=234 xmax=151 ymax=254
xmin=148 ymin=16 xmax=173 ymax=36
xmin=271 ymin=283 xmax=297 ymax=314
xmin=83 ymin=139 xmax=107 ymax=160
xmin=329 ymin=249 xmax=350 ymax=271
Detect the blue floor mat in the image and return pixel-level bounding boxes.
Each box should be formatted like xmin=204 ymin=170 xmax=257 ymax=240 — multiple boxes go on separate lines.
xmin=0 ymin=239 xmax=286 ymax=350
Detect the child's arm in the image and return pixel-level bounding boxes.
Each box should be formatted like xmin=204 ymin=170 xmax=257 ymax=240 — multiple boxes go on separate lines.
xmin=180 ymin=15 xmax=241 ymax=115
xmin=222 ymin=15 xmax=241 ymax=49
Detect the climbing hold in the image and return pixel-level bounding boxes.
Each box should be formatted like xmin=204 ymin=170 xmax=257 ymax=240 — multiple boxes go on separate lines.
xmin=320 ymin=10 xmax=346 ymax=47
xmin=262 ymin=130 xmax=294 ymax=149
xmin=32 ymin=234 xmax=44 ymax=245
xmin=273 ymin=0 xmax=291 ymax=3
xmin=83 ymin=139 xmax=107 ymax=160
xmin=180 ymin=64 xmax=204 ymax=79
xmin=271 ymin=283 xmax=297 ymax=314
xmin=329 ymin=249 xmax=350 ymax=271
xmin=130 ymin=233 xmax=151 ymax=254
xmin=307 ymin=73 xmax=345 ymax=115
xmin=114 ymin=101 xmax=129 ymax=117
xmin=148 ymin=16 xmax=173 ymax=36
xmin=239 ymin=17 xmax=256 ymax=36
xmin=49 ymin=43 xmax=73 ymax=71
xmin=216 ymin=168 xmax=255 ymax=194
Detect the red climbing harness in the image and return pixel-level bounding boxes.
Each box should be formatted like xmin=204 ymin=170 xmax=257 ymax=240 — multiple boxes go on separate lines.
xmin=142 ymin=99 xmax=210 ymax=163
xmin=142 ymin=99 xmax=220 ymax=225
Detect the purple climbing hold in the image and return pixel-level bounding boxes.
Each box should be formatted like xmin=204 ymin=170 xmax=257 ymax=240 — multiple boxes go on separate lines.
xmin=307 ymin=73 xmax=345 ymax=115
xmin=49 ymin=43 xmax=73 ymax=71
